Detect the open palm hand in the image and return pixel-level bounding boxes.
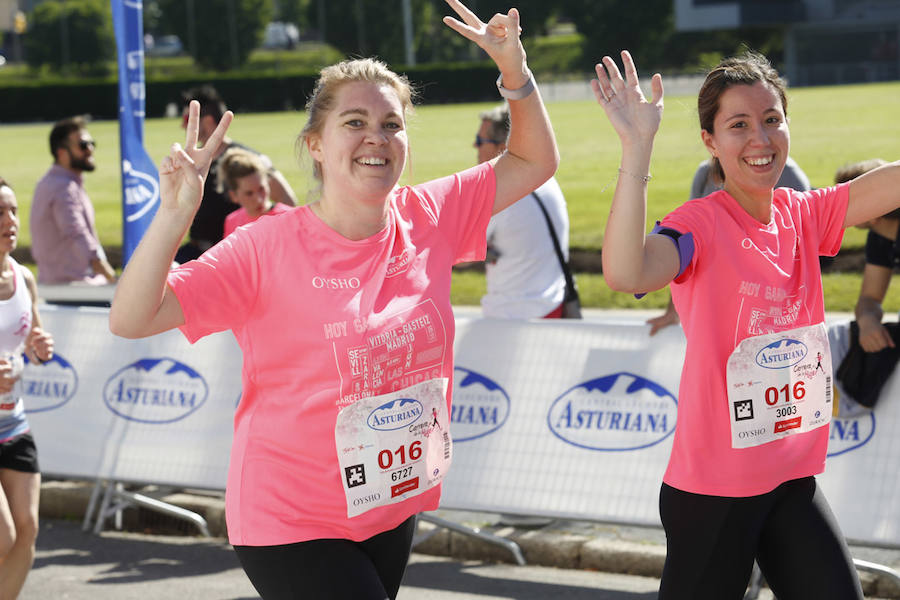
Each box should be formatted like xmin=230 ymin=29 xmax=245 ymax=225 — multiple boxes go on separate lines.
xmin=591 ymin=51 xmax=664 ymax=146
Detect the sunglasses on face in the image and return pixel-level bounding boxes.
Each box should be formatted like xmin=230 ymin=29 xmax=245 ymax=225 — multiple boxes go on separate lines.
xmin=475 ymin=135 xmax=502 ymax=147
xmin=77 ymin=139 xmax=96 ymax=151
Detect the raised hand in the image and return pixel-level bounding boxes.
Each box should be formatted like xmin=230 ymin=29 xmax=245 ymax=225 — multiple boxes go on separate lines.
xmin=591 ymin=51 xmax=664 ymax=146
xmin=442 ymin=0 xmax=527 ymax=82
xmin=159 ymin=100 xmax=233 ymax=215
xmin=25 ymin=326 xmax=53 ymax=364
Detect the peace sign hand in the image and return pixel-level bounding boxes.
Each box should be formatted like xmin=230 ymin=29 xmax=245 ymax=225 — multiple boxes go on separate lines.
xmin=158 ymin=100 xmax=234 ymax=216
xmin=443 ymin=0 xmax=527 ymax=83
xmin=591 ymin=51 xmax=664 ymax=146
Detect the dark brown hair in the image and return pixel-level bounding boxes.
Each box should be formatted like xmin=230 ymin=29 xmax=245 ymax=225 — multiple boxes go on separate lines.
xmin=49 ymin=116 xmax=88 ymax=159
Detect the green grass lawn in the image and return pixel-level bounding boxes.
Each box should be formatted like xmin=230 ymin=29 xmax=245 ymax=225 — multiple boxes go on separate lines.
xmin=2 ymin=78 xmax=900 ymax=311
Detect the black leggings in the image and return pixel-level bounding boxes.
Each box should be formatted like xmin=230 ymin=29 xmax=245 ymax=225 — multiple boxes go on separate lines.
xmin=233 ymin=515 xmax=417 ymax=600
xmin=658 ymin=477 xmax=863 ymax=600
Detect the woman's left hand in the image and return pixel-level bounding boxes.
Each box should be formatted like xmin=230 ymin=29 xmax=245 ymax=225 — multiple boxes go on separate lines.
xmin=442 ymin=0 xmax=527 ymax=82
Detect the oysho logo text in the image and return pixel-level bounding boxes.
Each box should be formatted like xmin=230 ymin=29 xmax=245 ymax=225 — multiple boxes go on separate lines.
xmin=312 ymin=276 xmax=361 ymax=290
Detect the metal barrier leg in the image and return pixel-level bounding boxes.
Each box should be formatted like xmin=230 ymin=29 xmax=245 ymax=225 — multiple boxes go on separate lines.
xmin=88 ymin=482 xmax=211 ymax=537
xmin=418 ymin=513 xmax=526 ymax=566
xmin=744 ymin=561 xmax=763 ymax=600
xmin=855 ymin=558 xmax=900 ymax=591
xmin=93 ymin=480 xmax=117 ymax=535
xmin=113 ymin=489 xmax=210 ymax=537
xmin=81 ymin=479 xmax=105 ymax=532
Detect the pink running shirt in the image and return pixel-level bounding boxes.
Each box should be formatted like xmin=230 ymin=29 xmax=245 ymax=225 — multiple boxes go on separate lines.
xmin=661 ymin=184 xmax=849 ymax=497
xmin=168 ymin=163 xmax=495 ymax=545
xmin=223 ymin=202 xmax=292 ymax=238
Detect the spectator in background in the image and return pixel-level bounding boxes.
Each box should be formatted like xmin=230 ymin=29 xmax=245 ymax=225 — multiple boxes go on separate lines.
xmin=174 ymin=85 xmax=298 ymax=263
xmin=837 ymin=158 xmax=899 ymax=351
xmin=646 ymin=155 xmax=811 ymax=334
xmin=30 ymin=117 xmax=116 ymax=285
xmin=219 ymin=148 xmax=292 ymax=237
xmin=476 ymin=105 xmax=571 ymax=318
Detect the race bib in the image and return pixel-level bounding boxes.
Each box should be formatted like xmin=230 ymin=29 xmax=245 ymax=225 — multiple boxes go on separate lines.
xmin=727 ymin=323 xmax=832 ymax=449
xmin=335 ymin=378 xmax=452 ymax=518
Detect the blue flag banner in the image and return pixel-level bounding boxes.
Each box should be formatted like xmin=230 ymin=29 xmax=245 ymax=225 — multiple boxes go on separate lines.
xmin=111 ymin=0 xmax=159 ymax=264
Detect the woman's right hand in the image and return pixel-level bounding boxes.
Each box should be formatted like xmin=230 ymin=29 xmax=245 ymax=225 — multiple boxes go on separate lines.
xmin=591 ymin=50 xmax=664 ymax=147
xmin=159 ymin=100 xmax=233 ymax=215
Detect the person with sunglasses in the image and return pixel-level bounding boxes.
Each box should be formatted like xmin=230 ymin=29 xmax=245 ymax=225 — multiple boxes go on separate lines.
xmin=30 ymin=116 xmax=116 ymax=285
xmin=475 ymin=104 xmax=572 ymax=318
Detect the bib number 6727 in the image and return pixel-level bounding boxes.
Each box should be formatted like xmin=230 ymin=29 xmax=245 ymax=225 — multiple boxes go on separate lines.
xmin=764 ymin=380 xmax=805 ymax=406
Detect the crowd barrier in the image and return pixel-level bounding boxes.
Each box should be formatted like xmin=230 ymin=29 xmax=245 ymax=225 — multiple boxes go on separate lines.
xmin=22 ymin=305 xmax=900 ymax=548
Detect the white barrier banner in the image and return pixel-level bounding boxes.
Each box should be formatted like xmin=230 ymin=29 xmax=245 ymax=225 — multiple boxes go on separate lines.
xmin=24 ymin=305 xmax=241 ymax=490
xmin=445 ymin=316 xmax=900 ymax=544
xmin=21 ymin=306 xmax=900 ymax=545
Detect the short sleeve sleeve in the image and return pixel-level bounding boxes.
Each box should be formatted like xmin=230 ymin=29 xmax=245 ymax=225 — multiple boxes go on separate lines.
xmin=660 ymin=198 xmax=712 ymax=283
xmin=799 ymin=183 xmax=849 ymax=257
xmin=167 ymin=231 xmax=261 ymax=343
xmin=408 ymin=162 xmax=495 ymax=264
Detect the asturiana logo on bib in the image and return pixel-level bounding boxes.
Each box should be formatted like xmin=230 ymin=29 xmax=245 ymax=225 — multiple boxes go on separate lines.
xmin=827 ymin=413 xmax=875 ymax=457
xmin=103 ymin=358 xmax=208 ymax=424
xmin=21 ymin=354 xmax=77 ymax=413
xmin=451 ymin=366 xmax=510 ymax=442
xmin=367 ymin=398 xmax=423 ymax=431
xmin=755 ymin=338 xmax=808 ymax=369
xmin=547 ymin=372 xmax=677 ymax=451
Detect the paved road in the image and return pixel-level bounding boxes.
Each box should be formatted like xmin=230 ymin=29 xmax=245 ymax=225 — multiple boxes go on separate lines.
xmin=23 ymin=519 xmax=671 ymax=600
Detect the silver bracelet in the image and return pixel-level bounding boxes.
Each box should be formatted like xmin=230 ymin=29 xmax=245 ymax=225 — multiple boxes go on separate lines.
xmin=496 ymin=70 xmax=536 ymax=101
xmin=617 ymin=168 xmax=652 ymax=183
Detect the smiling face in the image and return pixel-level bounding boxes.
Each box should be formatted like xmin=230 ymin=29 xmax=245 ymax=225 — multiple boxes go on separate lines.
xmin=307 ymin=81 xmax=408 ymax=204
xmin=0 ymin=186 xmax=19 ymax=255
xmin=228 ymin=171 xmax=270 ymax=217
xmin=701 ymin=81 xmax=789 ymax=202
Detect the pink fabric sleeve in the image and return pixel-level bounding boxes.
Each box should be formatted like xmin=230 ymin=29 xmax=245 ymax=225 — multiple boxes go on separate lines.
xmin=796 ymin=183 xmax=849 ymax=256
xmin=410 ymin=162 xmax=495 ymax=264
xmin=660 ymin=198 xmax=712 ymax=283
xmin=167 ymin=231 xmax=261 ymax=343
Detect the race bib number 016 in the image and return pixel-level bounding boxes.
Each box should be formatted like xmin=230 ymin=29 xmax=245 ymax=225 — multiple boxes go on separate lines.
xmin=335 ymin=378 xmax=451 ymax=518
xmin=726 ymin=323 xmax=832 ymax=449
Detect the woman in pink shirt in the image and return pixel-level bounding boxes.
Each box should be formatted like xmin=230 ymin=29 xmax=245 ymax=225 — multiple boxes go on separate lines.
xmin=595 ymin=50 xmax=900 ymax=599
xmin=218 ymin=148 xmax=292 ymax=238
xmin=109 ymin=2 xmax=557 ymax=598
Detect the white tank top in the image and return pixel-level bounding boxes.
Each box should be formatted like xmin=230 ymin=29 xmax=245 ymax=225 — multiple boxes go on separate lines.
xmin=0 ymin=258 xmax=33 ymax=440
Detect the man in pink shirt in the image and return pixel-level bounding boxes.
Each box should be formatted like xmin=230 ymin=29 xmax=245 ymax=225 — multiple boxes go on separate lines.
xmin=30 ymin=117 xmax=116 ymax=285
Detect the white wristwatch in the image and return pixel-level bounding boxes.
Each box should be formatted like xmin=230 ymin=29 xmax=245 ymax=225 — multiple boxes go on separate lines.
xmin=496 ymin=71 xmax=535 ymax=101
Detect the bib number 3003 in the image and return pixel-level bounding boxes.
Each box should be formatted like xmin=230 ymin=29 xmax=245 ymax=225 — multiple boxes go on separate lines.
xmin=726 ymin=324 xmax=831 ymax=449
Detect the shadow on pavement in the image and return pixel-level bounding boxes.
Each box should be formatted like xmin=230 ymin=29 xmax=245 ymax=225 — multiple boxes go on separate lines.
xmin=403 ymin=559 xmax=659 ymax=599
xmin=32 ymin=519 xmax=248 ymax=588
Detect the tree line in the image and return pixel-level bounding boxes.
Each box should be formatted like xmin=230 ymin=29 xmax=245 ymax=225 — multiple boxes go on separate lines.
xmin=12 ymin=0 xmax=784 ymax=75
